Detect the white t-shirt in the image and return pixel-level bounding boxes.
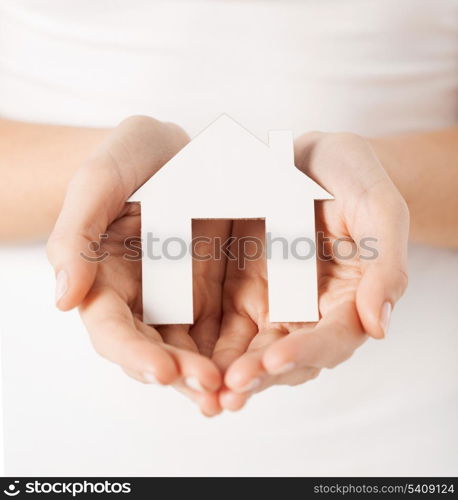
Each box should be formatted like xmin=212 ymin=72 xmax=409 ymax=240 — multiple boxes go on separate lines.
xmin=0 ymin=0 xmax=457 ymax=476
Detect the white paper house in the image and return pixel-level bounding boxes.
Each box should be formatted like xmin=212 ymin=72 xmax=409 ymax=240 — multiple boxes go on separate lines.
xmin=129 ymin=115 xmax=332 ymax=325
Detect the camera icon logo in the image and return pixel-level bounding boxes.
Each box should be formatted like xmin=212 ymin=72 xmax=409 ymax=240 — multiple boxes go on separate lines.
xmin=3 ymin=481 xmax=20 ymax=497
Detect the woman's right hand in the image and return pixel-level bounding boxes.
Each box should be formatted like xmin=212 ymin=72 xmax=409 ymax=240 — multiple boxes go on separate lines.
xmin=213 ymin=132 xmax=410 ymax=410
xmin=47 ymin=115 xmax=228 ymax=416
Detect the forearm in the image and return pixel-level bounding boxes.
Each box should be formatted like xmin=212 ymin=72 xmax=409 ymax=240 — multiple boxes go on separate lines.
xmin=0 ymin=118 xmax=109 ymax=242
xmin=369 ymin=128 xmax=458 ymax=248
xmin=2 ymin=118 xmax=457 ymax=248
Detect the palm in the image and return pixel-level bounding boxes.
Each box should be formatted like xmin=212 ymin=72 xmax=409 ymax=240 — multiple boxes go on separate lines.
xmin=80 ymin=203 xmax=232 ymax=416
xmin=213 ymin=201 xmax=367 ymax=410
xmin=50 ymin=123 xmax=408 ymax=416
xmin=92 ymin=204 xmax=143 ymax=315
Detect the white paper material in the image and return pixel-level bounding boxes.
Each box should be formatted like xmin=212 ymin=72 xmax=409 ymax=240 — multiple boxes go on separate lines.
xmin=129 ymin=115 xmax=333 ymax=324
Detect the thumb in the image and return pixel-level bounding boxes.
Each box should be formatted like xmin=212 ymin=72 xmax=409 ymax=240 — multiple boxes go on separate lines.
xmin=47 ymin=116 xmax=188 ymax=310
xmin=357 ymin=263 xmax=409 ymax=339
xmin=294 ymin=131 xmax=410 ymax=339
xmin=355 ymin=191 xmax=410 ymax=339
xmin=46 ymin=152 xmax=126 ymax=311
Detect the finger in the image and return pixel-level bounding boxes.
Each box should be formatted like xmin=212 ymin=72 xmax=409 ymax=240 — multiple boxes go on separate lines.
xmin=220 ymin=365 xmax=321 ymax=411
xmin=155 ymin=324 xmax=196 ymax=351
xmin=212 ymin=312 xmax=258 ymax=373
xmin=212 ymin=219 xmax=265 ymax=372
xmin=355 ymin=195 xmax=409 ymax=339
xmin=189 ymin=314 xmax=221 ymax=358
xmin=47 ymin=117 xmax=188 ymax=311
xmin=122 ymin=366 xmax=222 ymax=416
xmin=159 ymin=324 xmax=223 ymax=393
xmin=224 ymin=327 xmax=285 ymax=393
xmin=122 ymin=367 xmax=164 ymax=385
xmin=263 ymin=301 xmax=366 ymax=374
xmin=123 ymin=322 xmax=222 ymax=417
xmin=219 ymin=387 xmax=249 ymax=412
xmin=80 ymin=286 xmax=178 ymax=384
xmin=275 ymin=366 xmax=321 ymax=386
xmin=189 ymin=219 xmax=232 ymax=357
xmin=295 ymin=133 xmax=409 ymax=339
xmin=173 ymin=381 xmax=223 ymax=417
xmin=220 ymin=366 xmax=321 ymax=412
xmin=220 ymin=327 xmax=285 ymax=412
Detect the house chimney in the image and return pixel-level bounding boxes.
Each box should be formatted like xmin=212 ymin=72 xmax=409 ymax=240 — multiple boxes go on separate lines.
xmin=268 ymin=130 xmax=294 ymax=166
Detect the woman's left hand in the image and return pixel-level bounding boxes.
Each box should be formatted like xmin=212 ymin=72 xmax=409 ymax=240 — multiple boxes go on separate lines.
xmin=212 ymin=132 xmax=410 ymax=410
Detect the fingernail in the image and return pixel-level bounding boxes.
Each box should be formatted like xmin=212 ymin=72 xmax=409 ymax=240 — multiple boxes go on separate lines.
xmin=184 ymin=376 xmax=206 ymax=393
xmin=55 ymin=270 xmax=68 ymax=304
xmin=143 ymin=372 xmax=159 ymax=384
xmin=234 ymin=377 xmax=261 ymax=394
xmin=269 ymin=361 xmax=296 ymax=375
xmin=380 ymin=301 xmax=392 ymax=337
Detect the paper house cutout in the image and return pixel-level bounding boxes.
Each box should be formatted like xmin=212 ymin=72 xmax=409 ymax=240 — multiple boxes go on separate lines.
xmin=129 ymin=115 xmax=333 ymax=325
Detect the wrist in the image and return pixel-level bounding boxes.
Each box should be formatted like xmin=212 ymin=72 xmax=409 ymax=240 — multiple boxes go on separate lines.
xmin=366 ymin=136 xmax=412 ymax=207
xmin=296 ymin=131 xmax=396 ymax=196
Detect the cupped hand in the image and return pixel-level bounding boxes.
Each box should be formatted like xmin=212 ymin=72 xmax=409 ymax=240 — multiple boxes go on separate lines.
xmin=47 ymin=116 xmax=229 ymax=416
xmin=214 ymin=132 xmax=409 ymax=411
xmin=48 ymin=123 xmax=409 ymax=416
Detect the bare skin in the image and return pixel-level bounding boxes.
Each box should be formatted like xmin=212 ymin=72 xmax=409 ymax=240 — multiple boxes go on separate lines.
xmin=79 ymin=202 xmax=231 ymax=416
xmin=49 ymin=123 xmax=410 ymax=416
xmin=1 ymin=115 xmax=456 ymax=415
xmin=214 ymin=133 xmax=409 ymax=410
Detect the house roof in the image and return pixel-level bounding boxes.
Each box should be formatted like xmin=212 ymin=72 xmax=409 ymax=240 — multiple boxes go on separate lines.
xmin=129 ymin=114 xmax=333 ymax=212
